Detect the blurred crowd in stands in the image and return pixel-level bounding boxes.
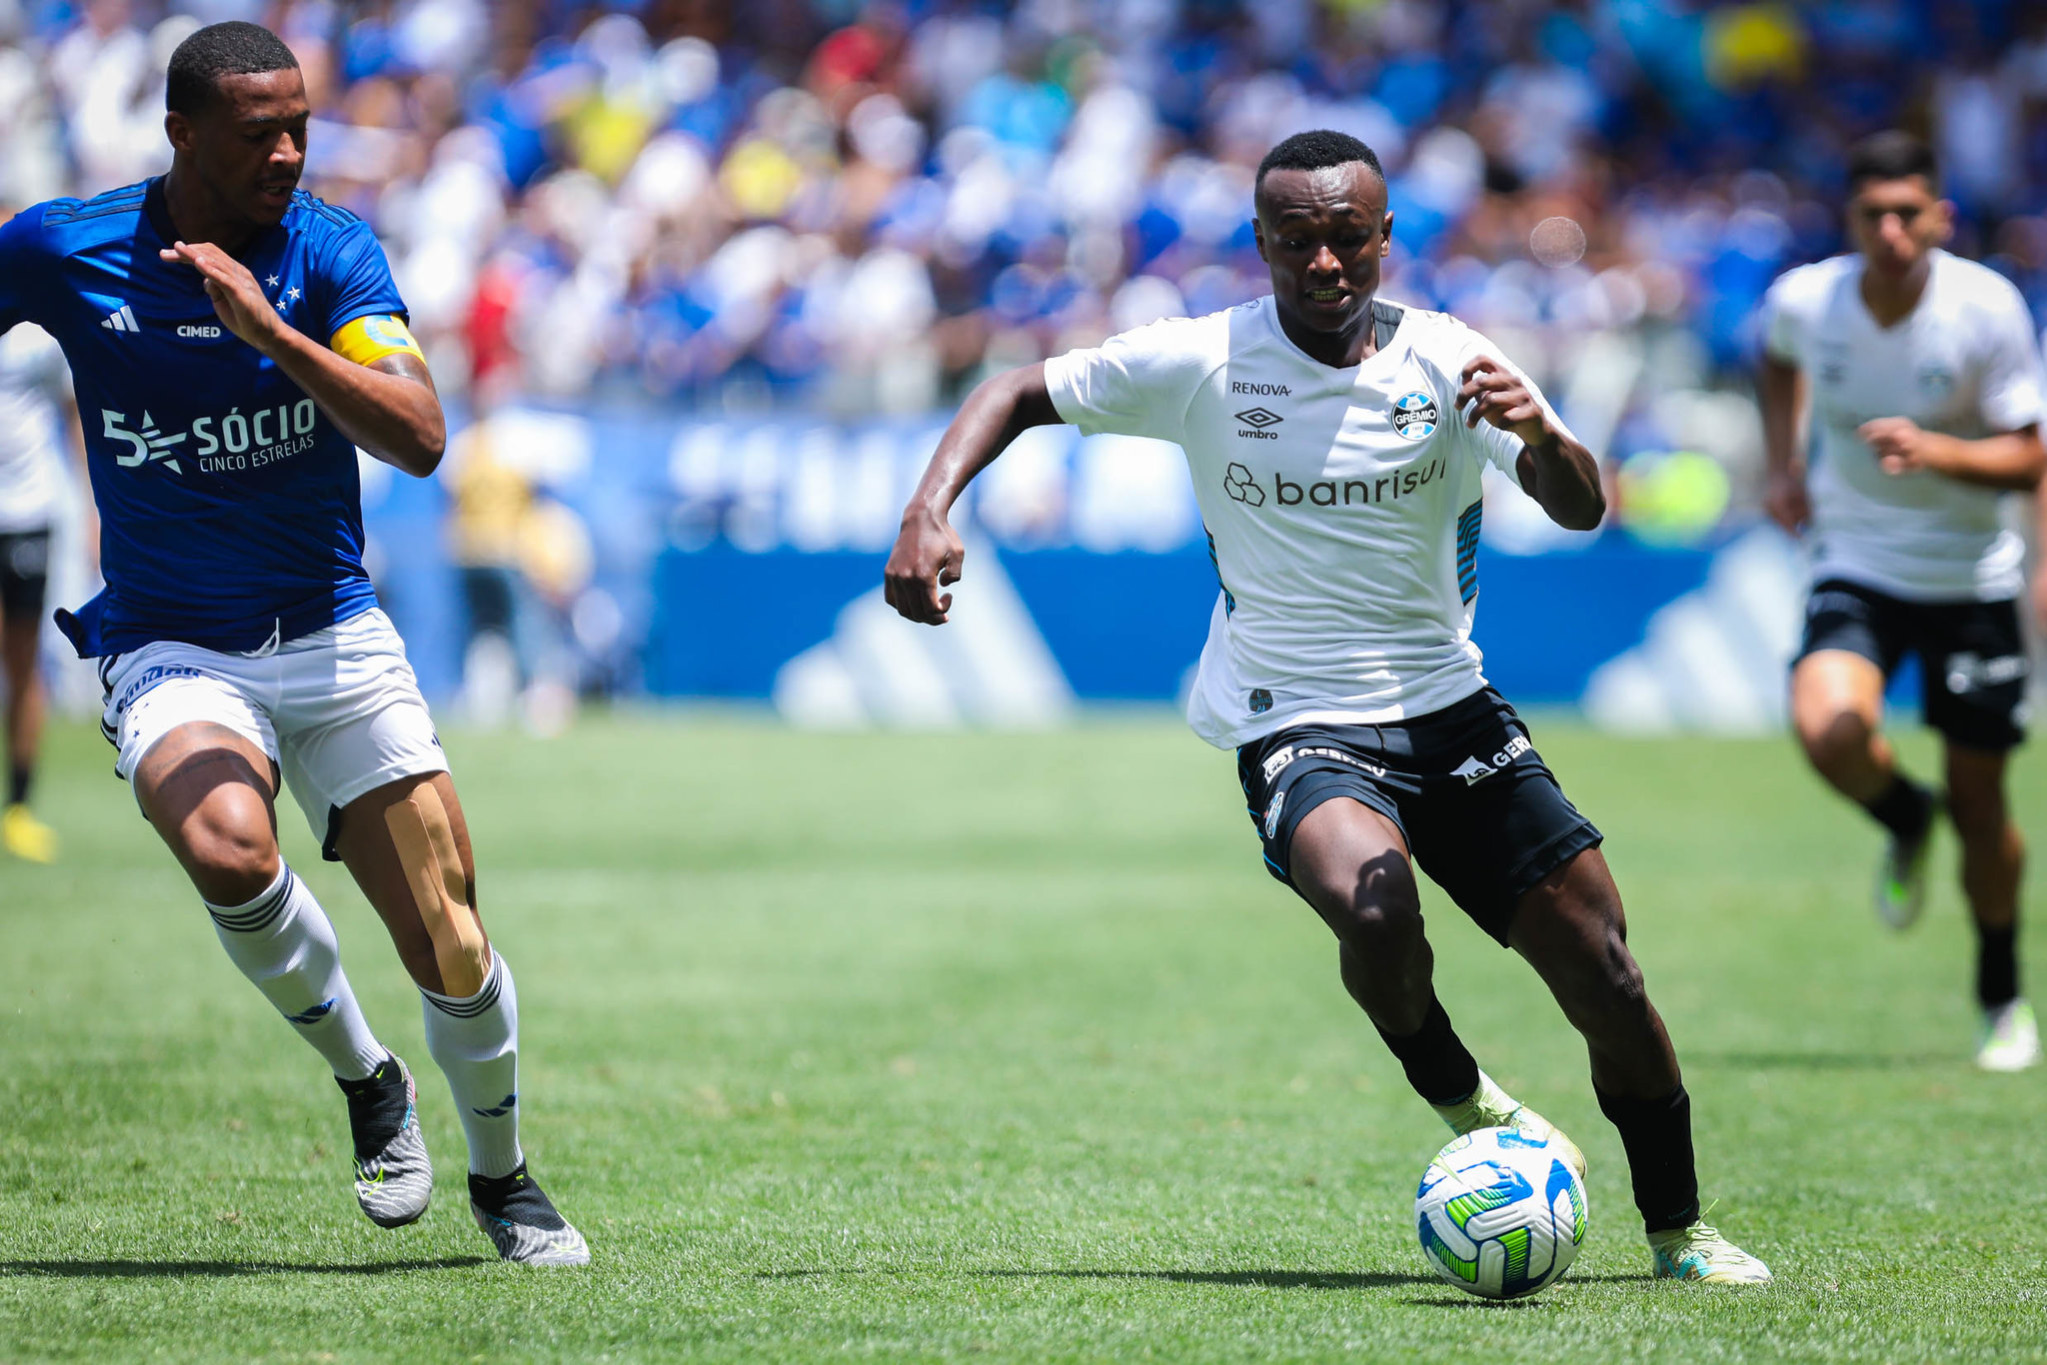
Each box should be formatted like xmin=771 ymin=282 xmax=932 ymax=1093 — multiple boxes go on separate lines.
xmin=5 ymin=1 xmax=2047 ymax=520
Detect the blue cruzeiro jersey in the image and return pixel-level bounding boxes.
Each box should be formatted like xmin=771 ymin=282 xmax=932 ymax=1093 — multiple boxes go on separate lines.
xmin=0 ymin=177 xmax=408 ymax=656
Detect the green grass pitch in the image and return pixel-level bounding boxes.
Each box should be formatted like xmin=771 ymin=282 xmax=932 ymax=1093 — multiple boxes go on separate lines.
xmin=3 ymin=712 xmax=2045 ymax=1362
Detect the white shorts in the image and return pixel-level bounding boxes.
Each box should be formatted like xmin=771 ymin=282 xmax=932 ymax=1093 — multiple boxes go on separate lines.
xmin=99 ymin=608 xmax=447 ymax=858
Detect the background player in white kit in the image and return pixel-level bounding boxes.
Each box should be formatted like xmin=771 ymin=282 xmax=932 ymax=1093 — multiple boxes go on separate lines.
xmin=0 ymin=316 xmax=76 ymax=864
xmin=1759 ymin=132 xmax=2047 ymax=1072
xmin=886 ymin=131 xmax=1770 ymax=1284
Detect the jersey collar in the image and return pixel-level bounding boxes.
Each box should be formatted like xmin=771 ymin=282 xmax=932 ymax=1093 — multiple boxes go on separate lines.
xmin=142 ymin=175 xmax=292 ymax=259
xmin=1261 ymin=294 xmax=1408 ymax=373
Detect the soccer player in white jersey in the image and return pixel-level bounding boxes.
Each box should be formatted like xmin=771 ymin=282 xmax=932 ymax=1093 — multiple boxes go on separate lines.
xmin=0 ymin=23 xmax=587 ymax=1261
xmin=885 ymin=130 xmax=1771 ymax=1285
xmin=0 ymin=319 xmax=72 ymax=863
xmin=1759 ymin=131 xmax=2047 ymax=1072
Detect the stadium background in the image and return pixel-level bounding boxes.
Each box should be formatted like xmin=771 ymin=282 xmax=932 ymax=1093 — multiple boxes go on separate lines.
xmin=9 ymin=4 xmax=2047 ymax=1355
xmin=6 ymin=0 xmax=2047 ymax=727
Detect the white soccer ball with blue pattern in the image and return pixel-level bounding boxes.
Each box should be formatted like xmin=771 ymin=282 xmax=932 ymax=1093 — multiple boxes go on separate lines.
xmin=1415 ymin=1126 xmax=1587 ymax=1299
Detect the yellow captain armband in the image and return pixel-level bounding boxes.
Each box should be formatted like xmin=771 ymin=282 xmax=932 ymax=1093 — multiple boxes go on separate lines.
xmin=330 ymin=313 xmax=424 ymax=366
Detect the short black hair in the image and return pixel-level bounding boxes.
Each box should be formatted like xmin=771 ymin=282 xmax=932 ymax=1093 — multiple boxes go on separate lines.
xmin=1846 ymin=130 xmax=1938 ymax=193
xmin=166 ymin=21 xmax=300 ymax=116
xmin=1255 ymin=130 xmax=1385 ymax=192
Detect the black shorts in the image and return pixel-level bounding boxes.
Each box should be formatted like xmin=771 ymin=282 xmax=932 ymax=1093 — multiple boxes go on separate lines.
xmin=1796 ymin=579 xmax=2028 ymax=752
xmin=0 ymin=528 xmax=50 ymax=618
xmin=1235 ymin=687 xmax=1603 ymax=946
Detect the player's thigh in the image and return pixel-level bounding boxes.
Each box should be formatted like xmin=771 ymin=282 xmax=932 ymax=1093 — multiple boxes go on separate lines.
xmin=1790 ymin=583 xmax=1895 ymax=744
xmin=1504 ymin=846 xmax=1638 ymax=999
xmin=109 ymin=650 xmax=284 ymax=895
xmin=1942 ymin=743 xmax=2015 ymax=838
xmin=333 ymin=770 xmax=488 ymax=996
xmin=1920 ymin=598 xmax=2028 ymax=759
xmin=1404 ymin=699 xmax=1602 ymax=949
xmin=273 ymin=609 xmax=450 ymax=860
xmin=0 ymin=529 xmax=50 ymax=633
xmin=133 ymin=721 xmax=284 ymax=897
xmin=1236 ymin=728 xmax=1419 ymax=931
xmin=1289 ymin=796 xmax=1418 ymax=929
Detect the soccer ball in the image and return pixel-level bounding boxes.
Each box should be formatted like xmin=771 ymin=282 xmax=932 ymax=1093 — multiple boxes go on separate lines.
xmin=1415 ymin=1126 xmax=1587 ymax=1300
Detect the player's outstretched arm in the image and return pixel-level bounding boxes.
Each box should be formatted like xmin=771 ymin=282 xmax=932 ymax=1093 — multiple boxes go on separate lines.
xmin=159 ymin=240 xmax=446 ymax=476
xmin=1756 ymin=353 xmax=1810 ymax=532
xmin=884 ymin=363 xmax=1063 ymax=625
xmin=1457 ymin=355 xmax=1605 ymax=531
xmin=1857 ymin=417 xmax=2046 ymax=491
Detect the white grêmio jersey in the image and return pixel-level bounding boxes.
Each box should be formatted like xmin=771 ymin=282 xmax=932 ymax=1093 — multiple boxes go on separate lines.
xmin=0 ymin=322 xmax=69 ymax=533
xmin=1044 ymin=295 xmax=1566 ymax=749
xmin=1762 ymin=249 xmax=2046 ymax=601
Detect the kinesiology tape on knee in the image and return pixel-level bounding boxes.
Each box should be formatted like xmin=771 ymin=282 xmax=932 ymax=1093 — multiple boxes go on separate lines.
xmin=382 ymin=784 xmax=491 ymax=997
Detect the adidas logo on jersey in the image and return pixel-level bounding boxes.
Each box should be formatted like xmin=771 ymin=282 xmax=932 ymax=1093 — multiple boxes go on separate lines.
xmin=99 ymin=304 xmax=140 ymax=333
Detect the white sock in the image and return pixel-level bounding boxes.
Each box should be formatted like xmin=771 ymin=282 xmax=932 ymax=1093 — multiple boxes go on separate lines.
xmin=421 ymin=950 xmax=525 ymax=1178
xmin=206 ymin=864 xmax=388 ymax=1081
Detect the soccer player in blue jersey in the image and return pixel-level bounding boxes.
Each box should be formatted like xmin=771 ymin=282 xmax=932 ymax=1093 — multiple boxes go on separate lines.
xmin=0 ymin=22 xmax=586 ymax=1264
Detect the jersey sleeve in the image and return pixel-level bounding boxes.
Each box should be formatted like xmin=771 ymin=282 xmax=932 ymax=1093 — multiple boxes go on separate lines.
xmin=311 ymin=215 xmax=410 ymax=341
xmin=1971 ymin=278 xmax=2046 ymax=434
xmin=1758 ymin=266 xmax=1815 ymax=365
xmin=0 ymin=207 xmax=49 ymax=335
xmin=1043 ymin=318 xmax=1215 ymax=445
xmin=1450 ymin=324 xmax=1570 ymax=475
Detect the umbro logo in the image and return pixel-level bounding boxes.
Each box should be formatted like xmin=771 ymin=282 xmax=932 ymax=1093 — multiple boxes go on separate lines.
xmin=99 ymin=304 xmax=140 ymax=333
xmin=1235 ymin=407 xmax=1283 ymax=428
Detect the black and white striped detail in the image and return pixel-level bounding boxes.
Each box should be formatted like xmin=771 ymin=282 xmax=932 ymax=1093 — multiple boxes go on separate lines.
xmin=1455 ymin=499 xmax=1483 ymax=605
xmin=206 ymin=868 xmax=296 ymax=933
xmin=422 ymin=955 xmax=502 ymax=1017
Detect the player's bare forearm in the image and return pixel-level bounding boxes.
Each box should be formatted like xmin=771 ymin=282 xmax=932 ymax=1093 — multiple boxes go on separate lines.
xmin=1515 ymin=424 xmax=1605 ymax=531
xmin=903 ymin=364 xmax=1061 ymax=520
xmin=1756 ymin=355 xmax=1811 ymax=532
xmin=1756 ymin=356 xmax=1805 ymax=478
xmin=264 ymin=328 xmax=446 ymax=476
xmin=1458 ymin=354 xmax=1603 ymax=531
xmin=1860 ymin=417 xmax=2044 ymax=491
xmin=159 ymin=238 xmax=445 ymax=475
xmin=886 ymin=364 xmax=1062 ymax=625
xmin=1913 ymin=429 xmax=2046 ymax=491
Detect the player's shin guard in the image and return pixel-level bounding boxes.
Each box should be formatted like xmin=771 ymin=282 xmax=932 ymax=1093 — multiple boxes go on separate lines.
xmin=1595 ymin=1084 xmax=1701 ymax=1233
xmin=421 ymin=950 xmax=525 ymax=1178
xmin=206 ymin=864 xmax=388 ymax=1081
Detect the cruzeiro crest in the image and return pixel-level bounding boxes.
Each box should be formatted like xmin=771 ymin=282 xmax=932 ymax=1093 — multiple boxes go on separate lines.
xmin=1392 ymin=390 xmax=1439 ymax=441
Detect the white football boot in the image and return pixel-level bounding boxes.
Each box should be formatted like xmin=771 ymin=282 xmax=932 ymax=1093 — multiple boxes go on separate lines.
xmin=1976 ymin=999 xmax=2042 ymax=1072
xmin=1648 ymin=1220 xmax=1773 ymax=1284
xmin=1430 ymin=1070 xmax=1588 ymax=1184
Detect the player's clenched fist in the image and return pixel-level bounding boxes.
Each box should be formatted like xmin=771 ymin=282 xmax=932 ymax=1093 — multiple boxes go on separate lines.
xmin=159 ymin=240 xmax=285 ymax=354
xmin=884 ymin=508 xmax=964 ymax=626
xmin=1858 ymin=415 xmax=1935 ymax=475
xmin=1457 ymin=355 xmax=1548 ymax=446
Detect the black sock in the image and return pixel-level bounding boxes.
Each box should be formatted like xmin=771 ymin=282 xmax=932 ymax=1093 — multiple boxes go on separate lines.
xmin=1862 ymin=773 xmax=1934 ymax=842
xmin=6 ymin=763 xmax=27 ymax=807
xmin=1977 ymin=925 xmax=2019 ymax=1009
xmin=1595 ymin=1085 xmax=1700 ymax=1233
xmin=1374 ymin=996 xmax=1482 ymax=1107
xmin=335 ymin=1054 xmax=406 ymax=1161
